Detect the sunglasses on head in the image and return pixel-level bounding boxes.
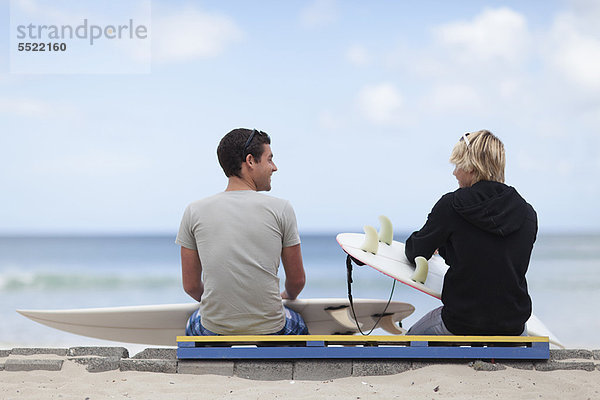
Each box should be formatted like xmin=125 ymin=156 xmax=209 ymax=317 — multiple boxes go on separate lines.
xmin=242 ymin=129 xmax=269 ymax=159
xmin=460 ymin=132 xmax=471 ymax=147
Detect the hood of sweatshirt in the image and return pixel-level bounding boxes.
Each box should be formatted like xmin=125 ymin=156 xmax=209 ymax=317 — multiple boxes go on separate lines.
xmin=452 ymin=181 xmax=529 ymax=237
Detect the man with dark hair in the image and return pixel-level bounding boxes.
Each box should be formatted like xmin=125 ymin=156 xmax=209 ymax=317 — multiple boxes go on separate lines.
xmin=176 ymin=128 xmax=308 ymax=335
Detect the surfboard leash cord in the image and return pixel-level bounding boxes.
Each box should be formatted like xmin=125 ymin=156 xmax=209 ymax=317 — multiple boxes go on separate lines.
xmin=345 ymin=254 xmax=396 ymax=335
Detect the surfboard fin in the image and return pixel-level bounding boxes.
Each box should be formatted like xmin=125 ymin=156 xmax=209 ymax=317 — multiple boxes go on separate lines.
xmin=378 ymin=215 xmax=393 ymax=245
xmin=326 ymin=307 xmax=364 ymax=330
xmin=378 ymin=314 xmax=407 ymax=335
xmin=411 ymin=256 xmax=429 ymax=284
xmin=360 ymin=225 xmax=379 ymax=254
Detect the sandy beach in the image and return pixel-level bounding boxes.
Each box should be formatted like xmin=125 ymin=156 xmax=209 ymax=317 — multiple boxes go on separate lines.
xmin=2 ymin=349 xmax=600 ymax=400
xmin=2 ymin=359 xmax=600 ymax=400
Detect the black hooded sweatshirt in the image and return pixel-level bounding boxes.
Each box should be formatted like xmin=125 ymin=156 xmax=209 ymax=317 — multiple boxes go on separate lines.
xmin=405 ymin=180 xmax=537 ymax=335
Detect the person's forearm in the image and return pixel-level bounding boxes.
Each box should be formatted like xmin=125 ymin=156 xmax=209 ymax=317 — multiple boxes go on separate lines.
xmin=181 ymin=247 xmax=204 ymax=302
xmin=280 ymin=243 xmax=305 ymax=300
xmin=184 ymin=281 xmax=204 ymax=302
xmin=282 ymin=277 xmax=305 ymax=300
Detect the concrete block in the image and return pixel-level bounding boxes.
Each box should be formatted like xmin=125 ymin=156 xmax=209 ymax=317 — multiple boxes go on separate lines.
xmin=470 ymin=360 xmax=506 ymax=372
xmin=67 ymin=356 xmax=97 ymax=366
xmin=11 ymin=348 xmax=67 ymax=356
xmin=352 ymin=360 xmax=411 ymax=376
xmin=549 ymin=349 xmax=593 ymax=360
xmin=0 ymin=349 xmax=11 ymax=357
xmin=234 ymin=361 xmax=293 ymax=381
xmin=67 ymin=356 xmax=121 ymax=371
xmin=86 ymin=358 xmax=121 ymax=373
xmin=592 ymin=350 xmax=600 ymax=360
xmin=500 ymin=361 xmax=535 ymax=370
xmin=293 ymin=360 xmax=352 ymax=380
xmin=4 ymin=359 xmax=64 ymax=372
xmin=120 ymin=359 xmax=177 ymax=374
xmin=177 ymin=360 xmax=234 ymax=376
xmin=133 ymin=348 xmax=177 ymax=360
xmin=68 ymin=347 xmax=129 ymax=359
xmin=534 ymin=361 xmax=596 ymax=372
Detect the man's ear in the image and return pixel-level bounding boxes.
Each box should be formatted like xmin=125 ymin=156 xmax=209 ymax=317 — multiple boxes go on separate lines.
xmin=245 ymin=153 xmax=255 ymax=167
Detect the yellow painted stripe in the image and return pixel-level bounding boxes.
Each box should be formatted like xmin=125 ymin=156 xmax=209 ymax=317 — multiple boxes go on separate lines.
xmin=177 ymin=335 xmax=548 ymax=343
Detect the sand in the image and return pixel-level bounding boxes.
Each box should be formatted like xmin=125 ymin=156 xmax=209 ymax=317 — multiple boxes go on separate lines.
xmin=2 ymin=360 xmax=599 ymax=400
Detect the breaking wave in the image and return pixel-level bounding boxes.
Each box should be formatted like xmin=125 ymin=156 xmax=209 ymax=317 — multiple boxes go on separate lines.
xmin=0 ymin=269 xmax=179 ymax=291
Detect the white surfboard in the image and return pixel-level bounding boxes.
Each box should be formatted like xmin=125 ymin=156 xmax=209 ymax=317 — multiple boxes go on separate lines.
xmin=17 ymin=298 xmax=415 ymax=346
xmin=337 ymin=232 xmax=448 ymax=297
xmin=337 ymin=232 xmax=565 ymax=348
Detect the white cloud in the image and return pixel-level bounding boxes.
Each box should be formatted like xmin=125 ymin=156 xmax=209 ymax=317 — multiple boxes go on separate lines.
xmin=426 ymin=84 xmax=482 ymax=113
xmin=546 ymin=12 xmax=600 ymax=90
xmin=433 ymin=7 xmax=531 ymax=67
xmin=152 ymin=6 xmax=243 ymax=63
xmin=346 ymin=44 xmax=370 ymax=66
xmin=382 ymin=7 xmax=534 ymax=112
xmin=357 ymin=83 xmax=404 ymax=126
xmin=300 ymin=0 xmax=338 ymax=28
xmin=565 ymin=0 xmax=600 ymax=33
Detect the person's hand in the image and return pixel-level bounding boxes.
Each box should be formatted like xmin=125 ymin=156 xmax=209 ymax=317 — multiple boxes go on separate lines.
xmin=281 ymin=290 xmax=290 ymax=299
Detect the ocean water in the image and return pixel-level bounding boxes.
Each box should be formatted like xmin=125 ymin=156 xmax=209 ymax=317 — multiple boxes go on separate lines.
xmin=1 ymin=233 xmax=599 ymax=352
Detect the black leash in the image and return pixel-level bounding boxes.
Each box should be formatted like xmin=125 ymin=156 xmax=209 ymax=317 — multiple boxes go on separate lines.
xmin=346 ymin=254 xmax=396 ymax=335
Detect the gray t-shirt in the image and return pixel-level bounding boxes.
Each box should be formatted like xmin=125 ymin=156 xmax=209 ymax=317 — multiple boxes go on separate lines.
xmin=176 ymin=190 xmax=301 ymax=334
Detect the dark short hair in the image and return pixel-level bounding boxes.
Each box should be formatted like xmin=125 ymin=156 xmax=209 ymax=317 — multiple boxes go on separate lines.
xmin=217 ymin=128 xmax=271 ymax=178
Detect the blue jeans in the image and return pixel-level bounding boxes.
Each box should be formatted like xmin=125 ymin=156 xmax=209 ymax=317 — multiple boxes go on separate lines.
xmin=406 ymin=306 xmax=453 ymax=335
xmin=407 ymin=306 xmax=527 ymax=336
xmin=186 ymin=306 xmax=309 ymax=336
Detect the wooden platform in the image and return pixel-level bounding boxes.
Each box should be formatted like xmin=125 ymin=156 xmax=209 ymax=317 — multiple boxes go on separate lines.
xmin=177 ymin=335 xmax=550 ymax=360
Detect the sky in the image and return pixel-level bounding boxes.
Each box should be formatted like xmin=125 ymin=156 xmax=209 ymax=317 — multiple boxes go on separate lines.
xmin=1 ymin=0 xmax=599 ymax=235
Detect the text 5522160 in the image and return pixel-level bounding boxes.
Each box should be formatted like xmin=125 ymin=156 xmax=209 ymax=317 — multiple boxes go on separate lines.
xmin=18 ymin=43 xmax=67 ymax=52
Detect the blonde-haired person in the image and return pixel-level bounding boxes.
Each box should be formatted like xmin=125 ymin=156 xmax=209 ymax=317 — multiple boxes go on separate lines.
xmin=405 ymin=130 xmax=537 ymax=336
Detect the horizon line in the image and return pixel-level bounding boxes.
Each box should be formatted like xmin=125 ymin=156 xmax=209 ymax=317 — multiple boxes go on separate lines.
xmin=0 ymin=229 xmax=599 ymax=238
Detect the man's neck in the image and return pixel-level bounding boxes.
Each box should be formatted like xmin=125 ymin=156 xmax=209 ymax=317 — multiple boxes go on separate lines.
xmin=225 ymin=175 xmax=257 ymax=192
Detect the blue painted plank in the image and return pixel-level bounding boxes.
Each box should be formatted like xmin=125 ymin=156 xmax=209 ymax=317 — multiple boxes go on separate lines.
xmin=177 ymin=342 xmax=549 ymax=360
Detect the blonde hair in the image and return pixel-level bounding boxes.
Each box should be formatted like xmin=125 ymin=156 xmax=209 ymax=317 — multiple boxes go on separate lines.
xmin=450 ymin=130 xmax=505 ymax=183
